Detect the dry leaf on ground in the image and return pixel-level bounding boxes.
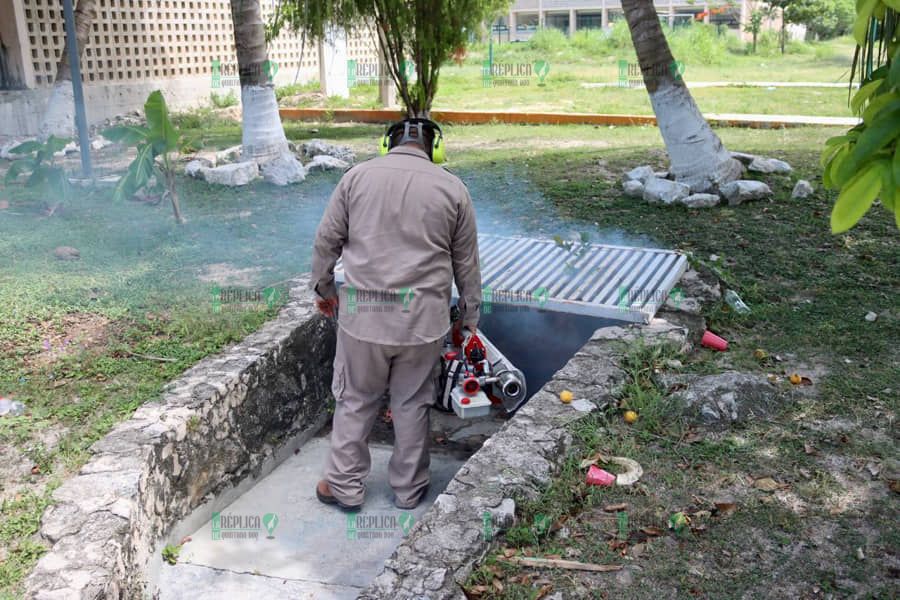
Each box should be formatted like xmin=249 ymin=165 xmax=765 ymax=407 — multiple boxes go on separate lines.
xmin=714 ymin=499 xmax=738 ymax=516
xmin=754 ymin=477 xmax=781 ymax=492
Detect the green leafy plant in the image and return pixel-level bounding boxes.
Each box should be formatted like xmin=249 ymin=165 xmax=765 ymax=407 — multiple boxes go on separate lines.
xmin=820 ymin=0 xmax=899 ymax=233
xmin=744 ymin=9 xmax=765 ymax=54
xmin=161 ymin=543 xmax=181 ymax=565
xmin=103 ymin=90 xmax=187 ymax=224
xmin=210 ymin=89 xmax=238 ymax=108
xmin=270 ymin=0 xmax=513 ymax=117
xmin=786 ymin=0 xmax=855 ymax=39
xmin=3 ymin=136 xmax=72 ymax=216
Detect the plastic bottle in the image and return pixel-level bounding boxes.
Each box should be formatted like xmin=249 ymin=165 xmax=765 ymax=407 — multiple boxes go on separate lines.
xmin=0 ymin=398 xmax=25 ymax=417
xmin=724 ymin=290 xmax=751 ymax=314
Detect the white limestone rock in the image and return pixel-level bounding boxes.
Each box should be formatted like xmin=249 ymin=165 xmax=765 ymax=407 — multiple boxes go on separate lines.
xmin=200 ymin=161 xmax=259 ymax=186
xmin=729 ymin=151 xmax=757 ymax=166
xmin=301 ymin=139 xmax=355 ymax=163
xmin=748 ymin=157 xmax=792 ymax=175
xmin=0 ymin=138 xmax=34 ymax=160
xmin=622 ymin=180 xmax=644 ymax=199
xmin=623 ymin=165 xmax=654 ymax=185
xmin=90 ymin=136 xmax=112 ymax=151
xmin=260 ymin=153 xmax=306 ymax=186
xmin=215 ymin=145 xmax=243 ymax=164
xmin=682 ymin=193 xmax=721 ymax=208
xmin=719 ymin=180 xmax=772 ymax=205
xmin=306 ymin=154 xmax=350 ymax=172
xmin=185 ymin=159 xmax=211 ymax=178
xmin=643 ymin=177 xmax=691 ymax=205
xmin=791 ymin=179 xmax=814 ymax=199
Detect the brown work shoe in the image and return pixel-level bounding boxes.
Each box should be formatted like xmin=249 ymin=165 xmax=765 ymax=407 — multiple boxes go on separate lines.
xmin=316 ymin=479 xmax=362 ymax=512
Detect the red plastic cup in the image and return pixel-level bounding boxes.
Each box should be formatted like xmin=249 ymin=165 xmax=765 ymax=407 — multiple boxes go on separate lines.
xmin=586 ymin=465 xmax=616 ymax=486
xmin=701 ymin=330 xmax=728 ymax=351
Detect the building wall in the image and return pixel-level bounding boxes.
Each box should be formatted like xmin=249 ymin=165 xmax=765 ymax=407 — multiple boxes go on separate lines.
xmin=0 ymin=0 xmax=380 ymax=135
xmin=0 ymin=0 xmax=32 ymax=88
xmin=508 ymin=0 xmax=753 ymax=41
xmin=14 ymin=0 xmax=379 ymax=89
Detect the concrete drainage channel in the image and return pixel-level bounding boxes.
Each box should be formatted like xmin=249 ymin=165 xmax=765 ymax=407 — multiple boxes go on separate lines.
xmin=23 ymin=266 xmax=710 ymax=599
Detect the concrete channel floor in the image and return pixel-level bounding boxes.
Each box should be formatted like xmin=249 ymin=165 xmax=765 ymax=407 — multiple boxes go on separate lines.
xmin=156 ymin=435 xmax=466 ymax=599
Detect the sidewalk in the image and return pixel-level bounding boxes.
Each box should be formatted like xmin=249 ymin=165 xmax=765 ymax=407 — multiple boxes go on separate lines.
xmin=155 ymin=436 xmax=465 ymax=599
xmin=582 ymin=80 xmax=856 ymax=89
xmin=279 ymin=107 xmax=860 ymax=129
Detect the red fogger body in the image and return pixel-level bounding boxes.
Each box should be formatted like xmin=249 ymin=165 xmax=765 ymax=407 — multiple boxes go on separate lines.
xmin=435 ymin=307 xmax=527 ymax=419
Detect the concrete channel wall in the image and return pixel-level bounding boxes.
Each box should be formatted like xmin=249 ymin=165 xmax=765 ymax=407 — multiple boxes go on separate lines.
xmin=23 ymin=275 xmax=335 ymax=599
xmin=22 ymin=266 xmax=711 ymax=599
xmin=359 ymin=318 xmax=691 ymax=599
xmin=356 ymin=267 xmax=718 ymax=599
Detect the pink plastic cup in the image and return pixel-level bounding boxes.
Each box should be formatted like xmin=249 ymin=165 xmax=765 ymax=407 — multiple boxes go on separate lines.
xmin=586 ymin=465 xmax=616 ymax=486
xmin=701 ymin=330 xmax=728 ymax=351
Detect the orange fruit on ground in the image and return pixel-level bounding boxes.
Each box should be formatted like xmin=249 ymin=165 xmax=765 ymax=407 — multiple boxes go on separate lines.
xmin=789 ymin=373 xmax=802 ymax=385
xmin=559 ymin=390 xmax=574 ymax=403
xmin=624 ymin=410 xmax=638 ymax=424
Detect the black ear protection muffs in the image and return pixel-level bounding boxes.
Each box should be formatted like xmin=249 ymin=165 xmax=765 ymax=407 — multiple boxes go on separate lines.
xmin=379 ymin=118 xmax=446 ymax=164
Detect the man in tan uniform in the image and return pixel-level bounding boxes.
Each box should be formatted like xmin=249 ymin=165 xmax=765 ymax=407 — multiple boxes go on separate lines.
xmin=310 ymin=118 xmax=482 ymax=510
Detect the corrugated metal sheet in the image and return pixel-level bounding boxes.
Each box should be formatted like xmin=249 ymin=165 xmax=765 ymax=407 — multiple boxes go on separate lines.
xmin=333 ymin=234 xmax=687 ymax=323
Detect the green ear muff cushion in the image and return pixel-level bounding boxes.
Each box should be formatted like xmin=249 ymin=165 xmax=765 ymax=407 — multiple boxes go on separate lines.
xmin=379 ymin=135 xmax=390 ymax=156
xmin=432 ymin=137 xmax=446 ymax=164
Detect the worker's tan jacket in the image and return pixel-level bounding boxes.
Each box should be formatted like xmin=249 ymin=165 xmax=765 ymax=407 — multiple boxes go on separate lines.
xmin=311 ymin=145 xmax=482 ymax=345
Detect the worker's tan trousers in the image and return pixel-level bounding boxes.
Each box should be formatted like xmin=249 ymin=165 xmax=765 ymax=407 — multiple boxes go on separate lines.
xmin=324 ymin=326 xmax=443 ymax=507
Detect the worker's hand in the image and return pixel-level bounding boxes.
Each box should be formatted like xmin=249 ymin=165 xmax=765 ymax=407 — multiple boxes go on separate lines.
xmin=316 ymin=296 xmax=339 ymax=318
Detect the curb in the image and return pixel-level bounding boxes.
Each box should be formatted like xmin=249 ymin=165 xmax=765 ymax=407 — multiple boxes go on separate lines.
xmin=22 ymin=276 xmax=335 ymax=599
xmin=279 ymin=108 xmax=858 ymax=129
xmin=358 ymin=318 xmax=691 ymax=599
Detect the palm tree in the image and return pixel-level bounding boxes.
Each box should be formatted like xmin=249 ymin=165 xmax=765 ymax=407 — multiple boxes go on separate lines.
xmin=229 ymin=0 xmax=297 ymax=165
xmin=38 ymin=0 xmax=97 ymax=139
xmin=620 ymin=0 xmax=742 ymax=193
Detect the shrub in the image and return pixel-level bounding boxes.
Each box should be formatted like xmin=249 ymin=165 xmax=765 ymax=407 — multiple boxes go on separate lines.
xmin=787 ymin=40 xmax=815 ymax=54
xmin=527 ymin=28 xmax=570 ymax=54
xmin=170 ymin=107 xmax=234 ymax=131
xmin=570 ymin=29 xmax=608 ymax=55
xmin=753 ymin=30 xmax=783 ymax=56
xmin=813 ymin=43 xmax=837 ymax=60
xmin=210 ymin=90 xmax=238 ymax=108
xmin=274 ymin=82 xmax=318 ymax=100
xmin=668 ymin=22 xmax=730 ymax=65
xmin=605 ymin=20 xmax=634 ymax=51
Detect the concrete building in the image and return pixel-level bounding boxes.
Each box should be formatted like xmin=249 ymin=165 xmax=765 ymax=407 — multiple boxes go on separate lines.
xmin=503 ymin=0 xmax=749 ymax=40
xmin=0 ymin=0 xmax=380 ymax=136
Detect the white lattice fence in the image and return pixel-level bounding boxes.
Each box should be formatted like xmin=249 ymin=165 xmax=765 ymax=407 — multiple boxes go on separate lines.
xmin=22 ymin=0 xmax=379 ymax=87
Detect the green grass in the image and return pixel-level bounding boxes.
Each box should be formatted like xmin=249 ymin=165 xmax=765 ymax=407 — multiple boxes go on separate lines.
xmin=0 ymin=126 xmax=357 ymax=594
xmin=1 ymin=120 xmax=896 ymax=596
xmin=0 ymin=485 xmax=57 ymax=600
xmin=277 ymin=32 xmax=856 ymax=117
xmin=448 ymin=124 xmax=897 ymax=599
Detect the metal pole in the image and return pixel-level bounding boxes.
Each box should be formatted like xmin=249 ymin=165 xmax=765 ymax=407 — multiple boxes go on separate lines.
xmin=62 ymin=0 xmax=92 ymax=178
xmin=488 ymin=32 xmax=493 ymax=75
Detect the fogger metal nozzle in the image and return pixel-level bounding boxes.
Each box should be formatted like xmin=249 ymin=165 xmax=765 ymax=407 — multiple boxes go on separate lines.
xmin=496 ymin=370 xmax=525 ymax=403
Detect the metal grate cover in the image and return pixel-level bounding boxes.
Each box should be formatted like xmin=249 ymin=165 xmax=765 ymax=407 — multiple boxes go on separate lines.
xmin=333 ymin=234 xmax=687 ymax=324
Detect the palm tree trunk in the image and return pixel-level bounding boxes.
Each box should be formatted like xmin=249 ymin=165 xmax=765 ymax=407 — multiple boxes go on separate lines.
xmin=39 ymin=0 xmax=97 ymax=139
xmin=230 ymin=0 xmax=290 ymax=162
xmin=621 ymin=0 xmax=742 ymax=193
